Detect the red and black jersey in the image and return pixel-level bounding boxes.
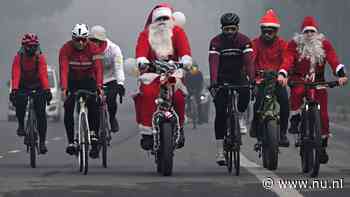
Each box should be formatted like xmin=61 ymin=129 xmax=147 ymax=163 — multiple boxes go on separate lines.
xmin=59 ymin=40 xmax=104 ymax=90
xmin=11 ymin=52 xmax=49 ymax=90
xmin=209 ymin=32 xmax=254 ymax=84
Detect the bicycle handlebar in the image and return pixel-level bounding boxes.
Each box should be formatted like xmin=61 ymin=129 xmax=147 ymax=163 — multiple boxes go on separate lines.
xmin=288 ymin=80 xmax=339 ymax=89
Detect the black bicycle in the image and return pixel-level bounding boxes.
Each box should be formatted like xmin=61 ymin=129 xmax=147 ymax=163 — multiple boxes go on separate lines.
xmin=20 ymin=90 xmax=43 ymax=168
xmin=99 ymin=86 xmax=123 ymax=168
xmin=253 ymin=71 xmax=280 ymax=171
xmin=289 ymin=80 xmax=339 ymax=177
xmin=212 ymin=83 xmax=253 ymax=175
xmin=72 ymin=89 xmax=97 ymax=175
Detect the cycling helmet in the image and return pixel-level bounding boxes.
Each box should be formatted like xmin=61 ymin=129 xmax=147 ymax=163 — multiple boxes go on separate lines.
xmin=21 ymin=33 xmax=39 ymax=46
xmin=90 ymin=25 xmax=107 ymax=41
xmin=72 ymin=23 xmax=89 ymax=38
xmin=220 ymin=13 xmax=240 ymax=27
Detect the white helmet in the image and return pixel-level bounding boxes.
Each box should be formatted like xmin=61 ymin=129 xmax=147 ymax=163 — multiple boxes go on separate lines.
xmin=72 ymin=23 xmax=89 ymax=38
xmin=173 ymin=11 xmax=186 ymax=27
xmin=90 ymin=25 xmax=107 ymax=41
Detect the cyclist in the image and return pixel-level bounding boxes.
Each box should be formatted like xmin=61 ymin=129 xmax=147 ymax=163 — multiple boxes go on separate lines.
xmin=134 ymin=3 xmax=192 ymax=151
xmin=184 ymin=62 xmax=204 ymax=124
xmin=89 ymin=25 xmax=125 ymax=133
xmin=250 ymin=9 xmax=290 ymax=147
xmin=10 ymin=33 xmax=52 ymax=154
xmin=277 ymin=16 xmax=348 ymax=163
xmin=209 ymin=13 xmax=254 ymax=165
xmin=59 ymin=24 xmax=104 ymax=158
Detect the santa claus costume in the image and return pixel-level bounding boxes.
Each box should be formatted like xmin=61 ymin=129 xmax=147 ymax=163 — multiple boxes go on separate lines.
xmin=134 ymin=3 xmax=192 ymax=150
xmin=279 ymin=16 xmax=347 ymax=162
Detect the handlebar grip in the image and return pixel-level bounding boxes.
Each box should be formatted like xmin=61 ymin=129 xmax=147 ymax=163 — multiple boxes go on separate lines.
xmin=119 ymin=95 xmax=123 ymax=104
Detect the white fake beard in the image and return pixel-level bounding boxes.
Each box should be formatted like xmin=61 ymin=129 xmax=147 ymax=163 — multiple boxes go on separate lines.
xmin=148 ymin=20 xmax=174 ymax=60
xmin=293 ymin=33 xmax=326 ymax=69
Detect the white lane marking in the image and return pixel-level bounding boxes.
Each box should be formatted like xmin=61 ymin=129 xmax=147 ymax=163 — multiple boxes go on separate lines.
xmin=8 ymin=150 xmax=21 ymax=154
xmin=51 ymin=137 xmax=63 ymax=141
xmin=240 ymin=154 xmax=303 ymax=197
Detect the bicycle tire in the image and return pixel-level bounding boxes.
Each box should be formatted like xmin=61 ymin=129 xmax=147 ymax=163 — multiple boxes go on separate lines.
xmin=100 ymin=110 xmax=108 ymax=168
xmin=262 ymin=119 xmax=279 ymax=171
xmin=300 ymin=110 xmax=312 ymax=173
xmin=310 ymin=107 xmax=321 ymax=177
xmin=159 ymin=122 xmax=174 ymax=176
xmin=234 ymin=149 xmax=240 ymax=176
xmin=79 ymin=113 xmax=89 ymax=175
xmin=233 ymin=113 xmax=241 ymax=175
xmin=29 ymin=109 xmax=37 ymax=168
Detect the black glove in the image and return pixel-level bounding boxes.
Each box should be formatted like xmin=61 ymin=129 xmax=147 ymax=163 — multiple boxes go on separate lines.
xmin=9 ymin=90 xmax=18 ymax=105
xmin=44 ymin=89 xmax=53 ymax=104
xmin=116 ymin=84 xmax=125 ymax=96
xmin=138 ymin=62 xmax=149 ymax=71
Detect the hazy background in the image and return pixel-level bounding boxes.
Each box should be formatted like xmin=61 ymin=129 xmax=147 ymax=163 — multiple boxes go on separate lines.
xmin=0 ymin=0 xmax=349 ymax=120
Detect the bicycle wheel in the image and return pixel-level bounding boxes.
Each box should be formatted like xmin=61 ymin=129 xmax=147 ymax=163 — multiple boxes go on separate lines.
xmin=310 ymin=107 xmax=321 ymax=177
xmin=159 ymin=122 xmax=174 ymax=176
xmin=28 ymin=111 xmax=37 ymax=168
xmin=262 ymin=119 xmax=279 ymax=171
xmin=100 ymin=110 xmax=108 ymax=168
xmin=234 ymin=148 xmax=240 ymax=176
xmin=227 ymin=150 xmax=233 ymax=173
xmin=300 ymin=111 xmax=312 ymax=173
xmin=233 ymin=113 xmax=241 ymax=175
xmin=80 ymin=113 xmax=89 ymax=175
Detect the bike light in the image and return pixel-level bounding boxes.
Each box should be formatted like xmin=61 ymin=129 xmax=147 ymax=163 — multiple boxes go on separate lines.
xmin=200 ymin=95 xmax=205 ymax=100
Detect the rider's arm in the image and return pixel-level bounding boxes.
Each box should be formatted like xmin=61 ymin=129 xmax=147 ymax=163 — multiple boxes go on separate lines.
xmin=135 ymin=30 xmax=150 ymax=66
xmin=93 ymin=54 xmax=104 ymax=89
xmin=323 ymin=39 xmax=346 ymax=77
xmin=11 ymin=54 xmax=21 ymax=91
xmin=112 ymin=44 xmax=125 ymax=85
xmin=278 ymin=40 xmax=297 ymax=78
xmin=241 ymin=37 xmax=255 ymax=80
xmin=174 ymin=27 xmax=192 ymax=67
xmin=38 ymin=54 xmax=50 ymax=90
xmin=59 ymin=44 xmax=70 ymax=90
xmin=209 ymin=37 xmax=220 ymax=84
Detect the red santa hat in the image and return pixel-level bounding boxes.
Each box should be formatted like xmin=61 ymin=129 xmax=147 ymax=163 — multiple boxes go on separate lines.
xmin=144 ymin=3 xmax=174 ymax=29
xmin=301 ymin=16 xmax=319 ymax=33
xmin=260 ymin=9 xmax=280 ymax=28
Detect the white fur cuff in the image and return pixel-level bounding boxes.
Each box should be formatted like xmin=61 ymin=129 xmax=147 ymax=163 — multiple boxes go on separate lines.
xmin=136 ymin=57 xmax=150 ymax=65
xmin=180 ymin=55 xmax=192 ymax=68
xmin=336 ymin=64 xmax=345 ymax=74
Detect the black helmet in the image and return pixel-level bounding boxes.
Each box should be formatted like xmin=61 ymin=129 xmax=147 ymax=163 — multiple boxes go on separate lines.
xmin=220 ymin=13 xmax=240 ymax=27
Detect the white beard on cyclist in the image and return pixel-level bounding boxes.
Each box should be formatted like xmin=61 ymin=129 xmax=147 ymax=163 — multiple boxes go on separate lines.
xmin=149 ymin=19 xmax=174 ymax=60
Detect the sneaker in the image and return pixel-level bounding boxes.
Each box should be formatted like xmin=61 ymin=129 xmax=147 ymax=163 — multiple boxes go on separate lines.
xmin=176 ymin=128 xmax=185 ymax=149
xmin=66 ymin=143 xmax=77 ymax=155
xmin=288 ymin=114 xmax=301 ymax=134
xmin=319 ymin=148 xmax=329 ymax=164
xmin=89 ymin=133 xmax=100 ymax=159
xmin=216 ymin=152 xmax=226 ymax=166
xmin=140 ymin=134 xmax=153 ymax=150
xmin=110 ymin=117 xmax=119 ymax=133
xmin=239 ymin=113 xmax=247 ymax=135
xmin=279 ymin=133 xmax=290 ymax=147
xmin=39 ymin=141 xmax=48 ymax=154
xmin=17 ymin=125 xmax=25 ymax=137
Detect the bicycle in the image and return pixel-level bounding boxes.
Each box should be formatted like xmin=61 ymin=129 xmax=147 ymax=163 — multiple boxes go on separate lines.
xmin=20 ymin=90 xmax=44 ymax=168
xmin=186 ymin=93 xmax=199 ymax=129
xmin=253 ymin=71 xmax=280 ymax=171
xmin=99 ymin=85 xmax=123 ymax=168
xmin=289 ymin=80 xmax=339 ymax=177
xmin=72 ymin=89 xmax=97 ymax=175
xmin=211 ymin=83 xmax=253 ymax=175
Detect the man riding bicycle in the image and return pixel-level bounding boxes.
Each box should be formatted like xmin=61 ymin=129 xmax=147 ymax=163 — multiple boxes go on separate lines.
xmin=89 ymin=25 xmax=125 ymax=133
xmin=277 ymin=16 xmax=348 ymax=163
xmin=209 ymin=13 xmax=254 ymax=165
xmin=59 ymin=24 xmax=104 ymax=158
xmin=134 ymin=3 xmax=192 ymax=151
xmin=184 ymin=63 xmax=204 ymax=124
xmin=251 ymin=9 xmax=290 ymax=147
xmin=10 ymin=33 xmax=52 ymax=154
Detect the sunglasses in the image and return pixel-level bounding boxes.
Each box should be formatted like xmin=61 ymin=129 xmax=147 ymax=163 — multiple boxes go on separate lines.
xmin=222 ymin=25 xmax=238 ymax=33
xmin=303 ymin=29 xmax=316 ymax=34
xmin=73 ymin=37 xmax=88 ymax=42
xmin=89 ymin=38 xmax=102 ymax=43
xmin=155 ymin=16 xmax=170 ymax=22
xmin=261 ymin=27 xmax=278 ymax=34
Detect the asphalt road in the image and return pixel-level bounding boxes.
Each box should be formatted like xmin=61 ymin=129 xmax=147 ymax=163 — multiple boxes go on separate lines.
xmin=0 ymin=101 xmax=349 ymax=197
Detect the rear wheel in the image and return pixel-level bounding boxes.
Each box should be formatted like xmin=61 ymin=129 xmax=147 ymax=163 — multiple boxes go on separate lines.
xmin=159 ymin=122 xmax=174 ymax=176
xmin=262 ymin=119 xmax=279 ymax=171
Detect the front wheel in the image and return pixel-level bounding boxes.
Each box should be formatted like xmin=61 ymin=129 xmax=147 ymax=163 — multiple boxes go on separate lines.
xmin=158 ymin=122 xmax=174 ymax=176
xmin=262 ymin=119 xmax=279 ymax=171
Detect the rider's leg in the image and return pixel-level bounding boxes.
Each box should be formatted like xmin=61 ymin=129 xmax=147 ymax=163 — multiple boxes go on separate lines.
xmin=289 ymin=86 xmax=304 ymax=134
xmin=64 ymin=95 xmax=77 ymax=155
xmin=194 ymin=92 xmax=203 ymax=123
xmin=87 ymin=95 xmax=100 ymax=159
xmin=174 ymin=90 xmax=186 ymax=148
xmin=237 ymin=87 xmax=250 ymax=134
xmin=315 ymin=89 xmax=329 ymax=164
xmin=106 ymin=80 xmax=119 ymax=133
xmin=276 ymin=85 xmax=290 ymax=147
xmin=14 ymin=94 xmax=27 ymax=136
xmin=34 ymin=94 xmax=48 ymax=154
xmin=214 ymin=89 xmax=227 ymax=165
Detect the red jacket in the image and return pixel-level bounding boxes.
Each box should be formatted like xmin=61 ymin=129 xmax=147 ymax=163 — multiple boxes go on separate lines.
xmin=280 ymin=35 xmax=344 ymax=81
xmin=11 ymin=53 xmax=49 ymax=90
xmin=136 ymin=25 xmax=191 ymax=62
xmin=59 ymin=40 xmax=104 ymax=90
xmin=252 ymin=36 xmax=287 ymax=78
